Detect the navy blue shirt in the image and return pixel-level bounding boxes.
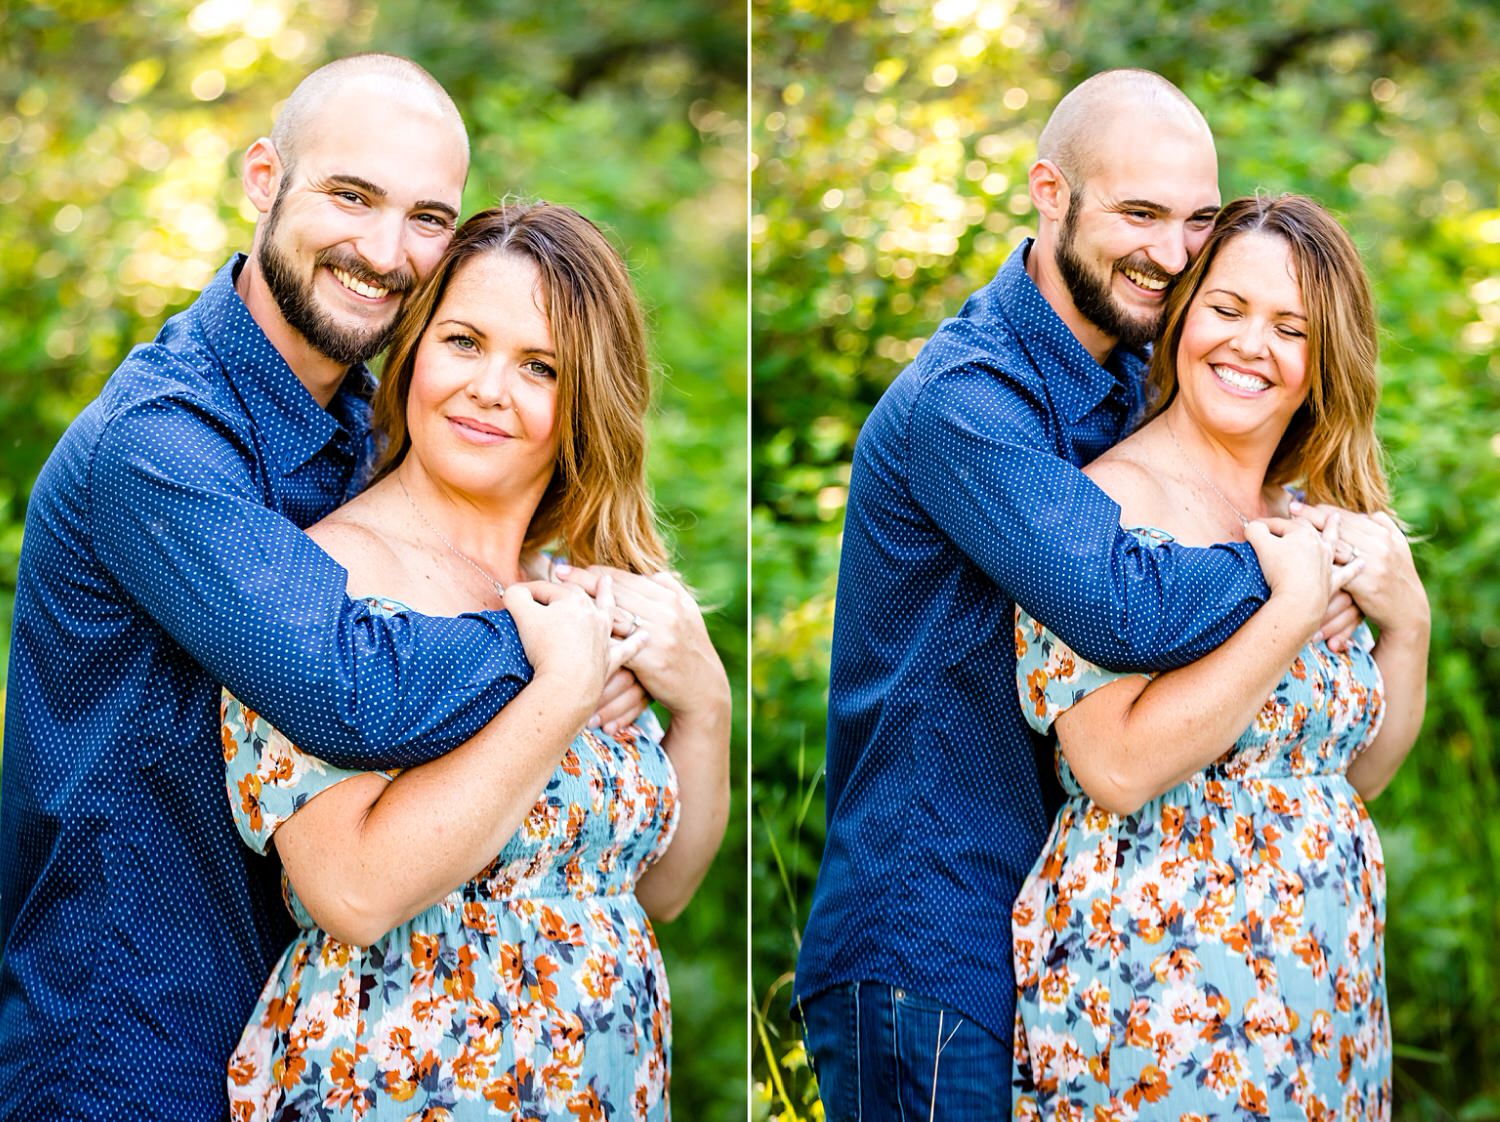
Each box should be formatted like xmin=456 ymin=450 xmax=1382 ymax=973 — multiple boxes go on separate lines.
xmin=0 ymin=256 xmax=532 ymax=1119
xmin=795 ymin=240 xmax=1270 ymax=1057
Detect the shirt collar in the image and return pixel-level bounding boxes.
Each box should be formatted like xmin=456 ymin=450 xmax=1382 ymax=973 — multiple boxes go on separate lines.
xmin=198 ymin=254 xmax=374 ymax=474
xmin=991 ymin=238 xmax=1146 ymax=424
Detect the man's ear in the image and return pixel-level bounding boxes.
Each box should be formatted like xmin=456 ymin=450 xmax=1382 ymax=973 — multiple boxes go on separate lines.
xmin=242 ymin=138 xmax=283 ymax=216
xmin=1028 ymin=158 xmax=1072 ymax=223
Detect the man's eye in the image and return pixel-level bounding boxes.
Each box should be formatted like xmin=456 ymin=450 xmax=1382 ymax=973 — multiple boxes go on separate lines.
xmin=415 ymin=213 xmax=450 ymax=228
xmin=335 ymin=191 xmax=364 ymax=205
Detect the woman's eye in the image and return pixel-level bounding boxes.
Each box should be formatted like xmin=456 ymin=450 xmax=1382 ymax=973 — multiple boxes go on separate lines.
xmin=444 ymin=334 xmax=477 ymax=351
xmin=1210 ymin=305 xmax=1239 ymax=318
xmin=1277 ymin=325 xmax=1306 ymax=339
xmin=526 ymin=359 xmax=557 ymax=379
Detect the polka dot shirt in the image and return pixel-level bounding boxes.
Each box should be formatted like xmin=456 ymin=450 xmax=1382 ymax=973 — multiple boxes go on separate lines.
xmin=795 ymin=239 xmax=1270 ymax=1051
xmin=0 ymin=255 xmax=532 ymax=1118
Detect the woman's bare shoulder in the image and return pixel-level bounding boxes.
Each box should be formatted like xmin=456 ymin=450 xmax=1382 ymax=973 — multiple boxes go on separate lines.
xmin=305 ymin=491 xmax=407 ymax=593
xmin=1083 ymin=440 xmax=1177 ymax=530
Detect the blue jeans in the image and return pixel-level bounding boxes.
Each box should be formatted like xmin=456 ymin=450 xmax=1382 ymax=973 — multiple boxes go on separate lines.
xmin=799 ymin=982 xmax=1010 ymax=1121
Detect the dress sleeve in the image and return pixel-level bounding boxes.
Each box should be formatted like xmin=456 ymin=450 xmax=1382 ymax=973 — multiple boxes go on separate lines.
xmin=1013 ymin=604 xmax=1149 ymax=734
xmin=221 ymin=690 xmax=388 ymax=855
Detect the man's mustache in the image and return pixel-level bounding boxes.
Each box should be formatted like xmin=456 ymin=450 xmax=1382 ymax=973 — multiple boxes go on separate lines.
xmin=314 ymin=248 xmax=415 ymax=295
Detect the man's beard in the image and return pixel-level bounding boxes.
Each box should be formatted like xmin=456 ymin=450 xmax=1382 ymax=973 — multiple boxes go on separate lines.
xmin=258 ymin=187 xmax=415 ymax=367
xmin=1055 ymin=191 xmax=1170 ymax=352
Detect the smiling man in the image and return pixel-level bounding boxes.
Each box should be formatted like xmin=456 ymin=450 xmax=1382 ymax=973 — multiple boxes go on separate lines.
xmin=795 ymin=70 xmax=1281 ymax=1120
xmin=0 ymin=55 xmax=590 ymax=1119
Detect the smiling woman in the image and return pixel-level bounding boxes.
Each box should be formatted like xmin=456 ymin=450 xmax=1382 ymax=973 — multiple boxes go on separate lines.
xmin=221 ymin=202 xmax=732 ymax=1120
xmin=1010 ymin=195 xmax=1429 ymax=1115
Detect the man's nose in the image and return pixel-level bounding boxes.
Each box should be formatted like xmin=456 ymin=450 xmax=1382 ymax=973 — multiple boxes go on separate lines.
xmin=1149 ymin=225 xmax=1190 ymax=276
xmin=355 ymin=212 xmax=407 ymax=278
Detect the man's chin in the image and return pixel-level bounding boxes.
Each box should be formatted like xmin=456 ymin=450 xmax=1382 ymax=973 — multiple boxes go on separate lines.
xmin=299 ymin=300 xmax=401 ymax=365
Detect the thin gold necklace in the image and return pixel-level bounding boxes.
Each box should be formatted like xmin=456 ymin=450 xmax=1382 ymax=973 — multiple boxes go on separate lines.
xmin=1164 ymin=414 xmax=1252 ymax=527
xmin=395 ymin=470 xmax=507 ymax=596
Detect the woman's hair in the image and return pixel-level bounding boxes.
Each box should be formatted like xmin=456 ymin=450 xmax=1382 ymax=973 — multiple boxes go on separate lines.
xmin=1144 ymin=194 xmax=1390 ymax=513
xmin=370 ymin=201 xmax=668 ymax=573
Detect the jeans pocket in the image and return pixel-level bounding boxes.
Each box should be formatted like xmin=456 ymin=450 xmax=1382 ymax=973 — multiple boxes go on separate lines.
xmin=890 ymin=989 xmax=1008 ymax=1121
xmin=800 ymin=984 xmax=860 ymax=1122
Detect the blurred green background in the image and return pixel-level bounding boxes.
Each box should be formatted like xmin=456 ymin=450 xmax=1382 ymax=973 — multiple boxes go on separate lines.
xmin=753 ymin=1 xmax=1499 ymax=1118
xmin=0 ymin=0 xmax=746 ymax=1117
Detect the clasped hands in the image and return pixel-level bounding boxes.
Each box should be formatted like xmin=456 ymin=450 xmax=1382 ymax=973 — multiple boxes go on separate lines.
xmin=1277 ymin=500 xmax=1429 ymax=652
xmin=502 ymin=559 xmax=724 ymax=735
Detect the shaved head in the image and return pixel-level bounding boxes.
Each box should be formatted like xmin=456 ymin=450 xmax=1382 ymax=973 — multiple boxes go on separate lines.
xmin=1037 ymin=69 xmax=1212 ymax=190
xmin=269 ymin=53 xmax=468 ymax=175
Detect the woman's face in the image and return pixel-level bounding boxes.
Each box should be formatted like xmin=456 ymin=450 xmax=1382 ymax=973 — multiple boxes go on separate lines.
xmin=405 ymin=251 xmax=560 ymax=501
xmin=1175 ymin=230 xmax=1311 ymax=444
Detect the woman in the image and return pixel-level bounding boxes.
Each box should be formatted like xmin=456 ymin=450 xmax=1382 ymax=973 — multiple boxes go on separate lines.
xmin=221 ymin=203 xmax=731 ymax=1120
xmin=1010 ymin=196 xmax=1428 ymax=1117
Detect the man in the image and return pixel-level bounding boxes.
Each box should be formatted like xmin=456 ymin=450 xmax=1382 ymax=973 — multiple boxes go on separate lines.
xmin=796 ymin=70 xmax=1312 ymax=1118
xmin=0 ymin=55 xmax=634 ymax=1118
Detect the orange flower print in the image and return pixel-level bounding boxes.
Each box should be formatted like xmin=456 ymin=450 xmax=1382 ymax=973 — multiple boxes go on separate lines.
xmin=568 ymin=1082 xmax=606 ymax=1121
xmin=539 ymin=905 xmax=586 ymax=946
xmin=1122 ymin=1064 xmax=1170 ymax=1108
xmin=444 ymin=944 xmax=479 ymax=1003
xmin=237 ymin=772 xmax=263 ymax=835
xmin=1293 ymin=933 xmax=1329 ymax=978
xmin=227 ymin=1049 xmax=257 ymax=1088
xmin=408 ymin=932 xmax=441 ymax=986
xmin=1015 ymin=622 xmax=1029 ymax=659
xmin=221 ymin=720 xmax=238 ymax=762
xmin=1238 ymin=1081 xmax=1271 ymax=1116
xmin=1028 ymin=668 xmax=1050 ymax=718
xmin=1309 ymin=1008 xmax=1334 ymax=1058
xmin=461 ymin=901 xmax=499 ymax=936
xmin=327 ymin=1047 xmax=368 ymax=1108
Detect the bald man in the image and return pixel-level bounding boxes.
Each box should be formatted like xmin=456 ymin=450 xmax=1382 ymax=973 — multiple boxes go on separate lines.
xmin=0 ymin=55 xmax=628 ymax=1118
xmin=795 ymin=71 xmax=1277 ymax=1119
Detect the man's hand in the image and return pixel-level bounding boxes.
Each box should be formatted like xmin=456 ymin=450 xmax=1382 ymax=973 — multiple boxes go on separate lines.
xmin=593 ymin=668 xmax=651 ymax=735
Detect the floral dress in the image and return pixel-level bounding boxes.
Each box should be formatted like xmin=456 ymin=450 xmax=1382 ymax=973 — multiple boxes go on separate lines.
xmin=221 ymin=598 xmax=678 ymax=1122
xmin=1011 ymin=529 xmax=1390 ymax=1121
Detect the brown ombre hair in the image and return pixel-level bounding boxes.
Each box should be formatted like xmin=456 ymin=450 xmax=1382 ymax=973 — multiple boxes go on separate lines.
xmin=370 ymin=201 xmax=667 ymax=573
xmin=1145 ymin=194 xmax=1390 ymax=513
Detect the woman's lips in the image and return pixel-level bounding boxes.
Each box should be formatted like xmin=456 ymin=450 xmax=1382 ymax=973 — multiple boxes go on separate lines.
xmin=447 ymin=415 xmax=511 ymax=443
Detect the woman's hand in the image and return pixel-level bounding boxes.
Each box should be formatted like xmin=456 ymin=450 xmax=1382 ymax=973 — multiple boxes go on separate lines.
xmin=552 ymin=565 xmax=730 ymax=923
xmin=554 ymin=564 xmax=731 ymax=731
xmin=1326 ymin=511 xmax=1429 ymax=637
xmin=1245 ymin=513 xmax=1363 ymax=638
xmin=504 ymin=576 xmax=646 ymax=723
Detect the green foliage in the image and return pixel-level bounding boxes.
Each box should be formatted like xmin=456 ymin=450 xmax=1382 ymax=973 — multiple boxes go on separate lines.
xmin=0 ymin=1 xmax=746 ymax=1116
xmin=753 ymin=1 xmax=1500 ymax=1117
